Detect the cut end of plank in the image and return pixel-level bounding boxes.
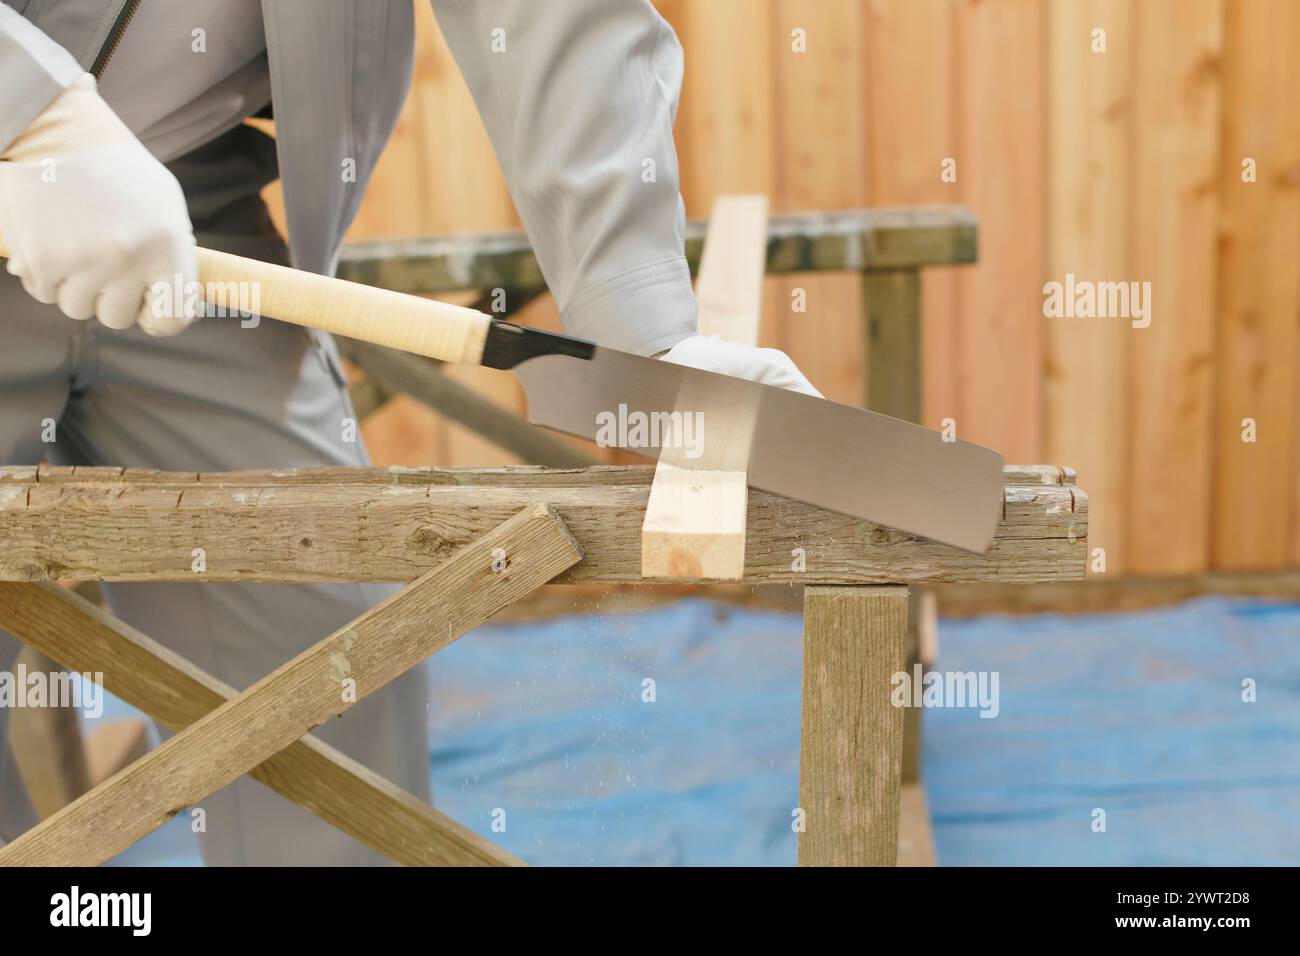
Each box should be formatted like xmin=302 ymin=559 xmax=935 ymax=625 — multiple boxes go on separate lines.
xmin=641 ymin=466 xmax=747 ymax=580
xmin=641 ymin=530 xmax=747 ymax=580
xmin=520 ymin=502 xmax=585 ymax=565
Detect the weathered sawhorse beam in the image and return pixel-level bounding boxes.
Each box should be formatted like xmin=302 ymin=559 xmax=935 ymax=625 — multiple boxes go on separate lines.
xmin=336 ymin=206 xmax=976 ymax=299
xmin=0 ymin=463 xmax=1083 ymax=866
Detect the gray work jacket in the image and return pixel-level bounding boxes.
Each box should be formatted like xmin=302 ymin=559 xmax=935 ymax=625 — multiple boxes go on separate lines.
xmin=0 ymin=0 xmax=697 ymax=356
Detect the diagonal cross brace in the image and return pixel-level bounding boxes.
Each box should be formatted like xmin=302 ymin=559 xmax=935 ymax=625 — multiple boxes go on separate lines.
xmin=0 ymin=582 xmax=516 ymax=866
xmin=0 ymin=504 xmax=582 ymax=867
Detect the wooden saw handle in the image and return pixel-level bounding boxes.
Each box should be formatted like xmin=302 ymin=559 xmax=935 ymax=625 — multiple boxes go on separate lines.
xmin=196 ymin=248 xmax=492 ymax=363
xmin=0 ymin=238 xmax=493 ymax=365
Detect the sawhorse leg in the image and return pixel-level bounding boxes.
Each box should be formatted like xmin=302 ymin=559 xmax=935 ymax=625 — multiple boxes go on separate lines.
xmin=798 ymin=584 xmax=908 ymax=866
xmin=863 ymin=268 xmax=927 ymax=787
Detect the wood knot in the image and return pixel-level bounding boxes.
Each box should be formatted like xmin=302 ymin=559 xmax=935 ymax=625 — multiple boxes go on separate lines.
xmin=406 ymin=526 xmax=451 ymax=557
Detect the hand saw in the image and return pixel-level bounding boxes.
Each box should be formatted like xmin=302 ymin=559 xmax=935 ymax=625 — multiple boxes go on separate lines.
xmin=0 ymin=243 xmax=1005 ymax=552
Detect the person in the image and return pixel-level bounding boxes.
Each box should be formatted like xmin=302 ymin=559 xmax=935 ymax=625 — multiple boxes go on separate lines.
xmin=0 ymin=0 xmax=818 ymax=865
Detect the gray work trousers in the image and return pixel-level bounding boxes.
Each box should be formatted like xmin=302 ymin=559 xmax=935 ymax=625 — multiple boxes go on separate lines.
xmin=0 ymin=126 xmax=428 ymax=865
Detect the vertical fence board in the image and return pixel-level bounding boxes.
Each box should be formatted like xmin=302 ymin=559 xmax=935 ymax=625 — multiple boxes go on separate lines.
xmin=771 ymin=0 xmax=867 ymax=405
xmin=1126 ymin=0 xmax=1223 ymax=574
xmin=863 ymin=0 xmax=960 ymax=431
xmin=676 ymin=0 xmax=777 ymax=214
xmin=952 ymin=0 xmax=1047 ymax=462
xmin=1211 ymin=0 xmax=1300 ymax=570
xmin=1045 ymin=0 xmax=1136 ymax=574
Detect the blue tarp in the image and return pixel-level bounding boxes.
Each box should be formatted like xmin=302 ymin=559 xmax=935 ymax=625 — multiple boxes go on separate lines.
xmin=923 ymin=597 xmax=1300 ymax=865
xmin=104 ymin=595 xmax=1300 ymax=866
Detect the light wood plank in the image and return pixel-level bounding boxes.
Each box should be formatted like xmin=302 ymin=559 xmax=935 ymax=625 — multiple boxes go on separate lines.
xmin=0 ymin=505 xmax=581 ymax=866
xmin=0 ymin=466 xmax=1089 ymax=585
xmin=799 ymin=585 xmax=909 ymax=866
xmin=640 ymin=469 xmax=751 ymax=579
xmin=691 ymin=195 xmax=770 ymax=345
xmin=642 ymin=195 xmax=768 ymax=580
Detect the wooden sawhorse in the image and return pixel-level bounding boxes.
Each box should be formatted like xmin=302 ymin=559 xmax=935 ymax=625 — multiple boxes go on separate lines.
xmin=0 ymin=464 xmax=1085 ymax=866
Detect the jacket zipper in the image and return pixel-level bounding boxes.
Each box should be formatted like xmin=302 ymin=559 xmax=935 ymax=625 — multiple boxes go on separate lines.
xmin=90 ymin=0 xmax=142 ymax=79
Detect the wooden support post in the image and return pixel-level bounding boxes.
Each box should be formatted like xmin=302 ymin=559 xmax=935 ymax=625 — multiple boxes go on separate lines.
xmin=0 ymin=504 xmax=581 ymax=867
xmin=798 ymin=585 xmax=908 ymax=866
xmin=863 ymin=268 xmax=921 ymax=421
xmin=862 ymin=268 xmax=927 ymax=784
xmin=0 ymin=581 xmax=523 ymax=866
xmin=642 ymin=195 xmax=767 ymax=580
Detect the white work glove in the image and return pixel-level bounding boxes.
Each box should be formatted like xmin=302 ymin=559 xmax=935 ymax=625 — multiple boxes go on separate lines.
xmin=0 ymin=73 xmax=197 ymax=335
xmin=660 ymin=334 xmax=823 ymax=397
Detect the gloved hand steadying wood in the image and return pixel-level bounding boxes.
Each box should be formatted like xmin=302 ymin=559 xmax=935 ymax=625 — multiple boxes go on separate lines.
xmin=0 ymin=73 xmax=197 ymax=336
xmin=659 ymin=333 xmax=822 ymax=397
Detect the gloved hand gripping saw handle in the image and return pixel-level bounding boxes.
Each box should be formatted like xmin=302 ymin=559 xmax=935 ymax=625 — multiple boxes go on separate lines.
xmin=0 ymin=239 xmax=595 ymax=370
